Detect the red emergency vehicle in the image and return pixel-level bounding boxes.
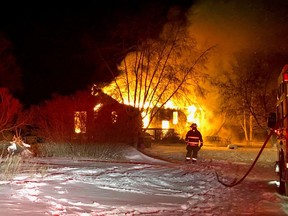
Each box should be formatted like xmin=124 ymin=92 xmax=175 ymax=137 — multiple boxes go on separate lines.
xmin=269 ymin=64 xmax=288 ymax=195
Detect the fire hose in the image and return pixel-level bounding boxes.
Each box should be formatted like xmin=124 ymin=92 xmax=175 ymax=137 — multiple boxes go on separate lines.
xmin=215 ymin=130 xmax=274 ymax=187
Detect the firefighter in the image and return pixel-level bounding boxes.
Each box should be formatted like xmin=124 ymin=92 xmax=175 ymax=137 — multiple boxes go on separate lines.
xmin=185 ymin=123 xmax=203 ymax=162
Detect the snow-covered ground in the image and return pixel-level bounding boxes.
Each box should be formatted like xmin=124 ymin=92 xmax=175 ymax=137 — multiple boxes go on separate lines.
xmin=0 ymin=144 xmax=287 ymax=216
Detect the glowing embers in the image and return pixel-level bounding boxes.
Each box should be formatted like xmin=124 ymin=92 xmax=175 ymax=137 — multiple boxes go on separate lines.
xmin=94 ymin=103 xmax=103 ymax=112
xmin=93 ymin=103 xmax=103 ymax=120
xmin=74 ymin=111 xmax=87 ymax=134
xmin=111 ymin=111 xmax=118 ymax=124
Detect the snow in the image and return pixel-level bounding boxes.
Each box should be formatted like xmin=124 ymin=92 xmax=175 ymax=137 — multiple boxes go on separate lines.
xmin=1 ymin=144 xmax=288 ymax=216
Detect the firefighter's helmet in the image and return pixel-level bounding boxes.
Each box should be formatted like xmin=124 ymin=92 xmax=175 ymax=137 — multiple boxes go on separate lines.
xmin=190 ymin=123 xmax=197 ymax=128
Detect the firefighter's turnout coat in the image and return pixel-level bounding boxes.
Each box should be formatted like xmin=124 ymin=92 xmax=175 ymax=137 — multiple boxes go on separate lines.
xmin=185 ymin=129 xmax=203 ymax=147
xmin=185 ymin=128 xmax=203 ymax=161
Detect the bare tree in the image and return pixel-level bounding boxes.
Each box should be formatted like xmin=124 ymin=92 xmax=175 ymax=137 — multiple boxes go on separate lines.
xmin=100 ymin=22 xmax=214 ymax=129
xmin=32 ymin=93 xmax=76 ymax=142
xmin=0 ymin=88 xmax=29 ymax=138
xmin=214 ymin=52 xmax=278 ymax=144
xmin=0 ymin=34 xmax=28 ymax=140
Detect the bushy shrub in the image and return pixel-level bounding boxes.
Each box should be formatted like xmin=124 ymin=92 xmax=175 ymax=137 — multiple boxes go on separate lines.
xmin=34 ymin=142 xmax=127 ymax=161
xmin=161 ymin=131 xmax=184 ymax=143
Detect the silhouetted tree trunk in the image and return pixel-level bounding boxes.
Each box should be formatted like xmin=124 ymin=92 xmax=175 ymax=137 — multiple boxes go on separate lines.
xmin=213 ymin=52 xmax=279 ymax=142
xmin=100 ymin=22 xmax=214 ymax=132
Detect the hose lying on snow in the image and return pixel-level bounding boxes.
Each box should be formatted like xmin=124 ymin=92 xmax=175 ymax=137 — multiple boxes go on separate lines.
xmin=215 ymin=130 xmax=274 ymax=187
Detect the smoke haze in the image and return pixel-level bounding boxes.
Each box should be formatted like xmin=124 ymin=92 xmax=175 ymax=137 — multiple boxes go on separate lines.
xmin=188 ymin=0 xmax=288 ymax=56
xmin=183 ymin=0 xmax=288 ymax=138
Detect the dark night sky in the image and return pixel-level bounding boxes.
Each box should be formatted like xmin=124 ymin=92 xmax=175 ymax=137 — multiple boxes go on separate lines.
xmin=2 ymin=0 xmax=288 ymax=107
xmin=0 ymin=1 xmax=194 ymax=106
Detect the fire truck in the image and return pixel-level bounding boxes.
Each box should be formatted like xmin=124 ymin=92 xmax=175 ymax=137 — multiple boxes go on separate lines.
xmin=268 ymin=64 xmax=288 ymax=195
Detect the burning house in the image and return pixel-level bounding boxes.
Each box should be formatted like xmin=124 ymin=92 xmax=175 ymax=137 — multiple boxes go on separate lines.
xmin=88 ymin=88 xmax=142 ymax=144
xmin=35 ymin=89 xmax=141 ymax=145
xmin=73 ymin=86 xmax=204 ymax=145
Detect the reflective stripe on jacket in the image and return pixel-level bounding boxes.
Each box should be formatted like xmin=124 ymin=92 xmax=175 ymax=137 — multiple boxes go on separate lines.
xmin=185 ymin=129 xmax=203 ymax=146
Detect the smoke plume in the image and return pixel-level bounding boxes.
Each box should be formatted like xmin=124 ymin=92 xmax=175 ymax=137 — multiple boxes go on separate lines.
xmin=184 ymin=0 xmax=288 ymax=139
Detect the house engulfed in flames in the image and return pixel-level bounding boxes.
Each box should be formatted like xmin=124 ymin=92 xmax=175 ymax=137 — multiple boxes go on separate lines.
xmin=73 ymin=88 xmax=142 ymax=145
xmin=143 ymin=104 xmax=204 ymax=141
xmin=73 ymin=86 xmax=205 ymax=145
